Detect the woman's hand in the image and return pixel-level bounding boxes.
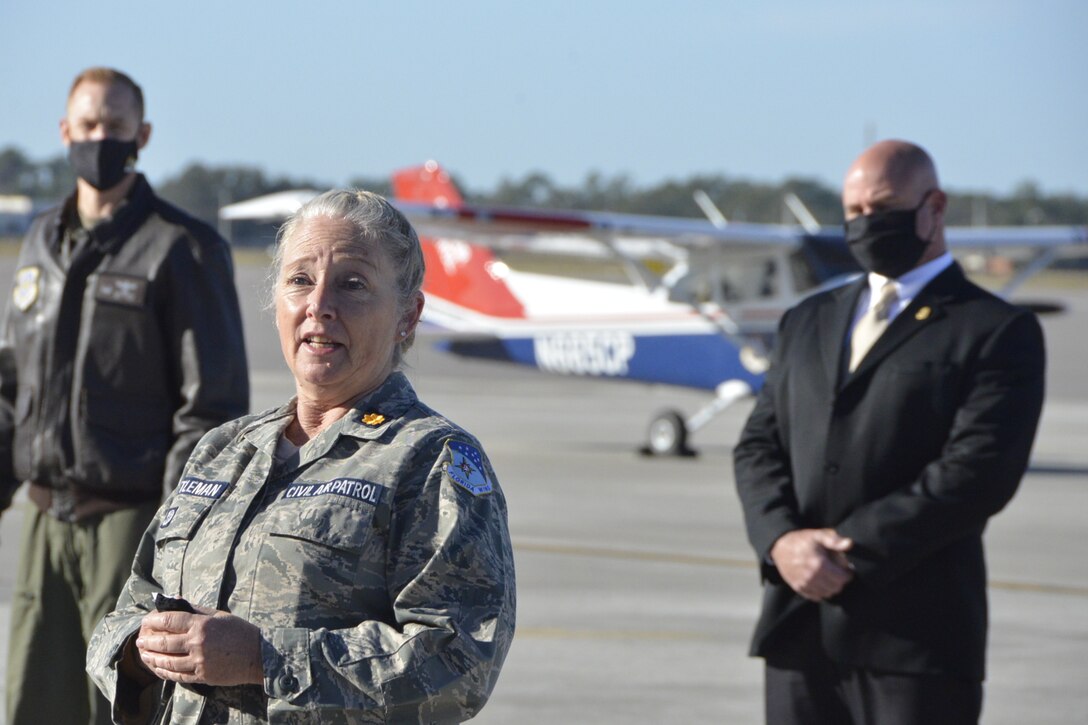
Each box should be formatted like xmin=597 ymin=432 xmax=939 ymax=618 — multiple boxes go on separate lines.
xmin=135 ymin=606 xmax=263 ymax=687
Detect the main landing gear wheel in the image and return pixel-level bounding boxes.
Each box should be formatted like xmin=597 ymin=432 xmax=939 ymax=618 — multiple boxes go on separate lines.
xmin=640 ymin=409 xmax=697 ymax=457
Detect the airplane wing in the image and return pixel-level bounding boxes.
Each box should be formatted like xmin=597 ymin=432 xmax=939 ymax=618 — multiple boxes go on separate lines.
xmin=394 ymin=199 xmax=802 ymax=248
xmin=393 ymin=160 xmax=1088 ymax=321
xmin=397 ymin=199 xmax=1088 ymax=253
xmin=391 ymin=161 xmax=800 ymax=248
xmin=947 ymin=225 xmax=1088 ymax=248
xmin=393 ymin=163 xmax=1087 ymax=318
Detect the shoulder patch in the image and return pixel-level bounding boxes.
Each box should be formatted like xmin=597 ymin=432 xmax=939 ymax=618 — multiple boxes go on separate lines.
xmin=12 ymin=266 xmax=40 ymax=312
xmin=444 ymin=440 xmax=494 ymax=496
xmin=160 ymin=506 xmax=179 ymax=529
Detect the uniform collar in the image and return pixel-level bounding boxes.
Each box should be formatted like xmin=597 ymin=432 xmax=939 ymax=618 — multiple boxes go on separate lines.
xmin=53 ymin=174 xmax=155 ymax=255
xmin=241 ymin=371 xmax=420 ymax=460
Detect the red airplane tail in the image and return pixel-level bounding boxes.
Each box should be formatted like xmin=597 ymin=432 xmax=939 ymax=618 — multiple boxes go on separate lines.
xmin=392 ymin=160 xmax=464 ymax=208
xmin=420 ymin=237 xmax=525 ymax=319
xmin=393 ymin=161 xmax=523 ymax=319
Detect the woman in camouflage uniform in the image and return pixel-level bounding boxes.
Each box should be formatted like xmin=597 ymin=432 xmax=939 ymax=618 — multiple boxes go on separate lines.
xmin=88 ymin=190 xmax=517 ymax=724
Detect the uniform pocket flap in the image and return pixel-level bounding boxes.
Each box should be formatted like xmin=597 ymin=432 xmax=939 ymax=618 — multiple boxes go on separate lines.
xmin=153 ymin=499 xmax=214 ymax=545
xmin=267 ymin=499 xmax=375 ymax=554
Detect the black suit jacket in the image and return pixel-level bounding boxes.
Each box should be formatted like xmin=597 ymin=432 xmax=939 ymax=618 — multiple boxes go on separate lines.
xmin=733 ymin=263 xmax=1045 ymax=680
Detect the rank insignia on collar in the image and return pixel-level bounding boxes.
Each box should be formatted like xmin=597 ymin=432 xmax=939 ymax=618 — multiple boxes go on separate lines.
xmin=444 ymin=440 xmax=494 ymax=496
xmin=362 ymin=413 xmax=385 ymax=426
xmin=13 ymin=266 xmax=40 ymax=312
xmin=915 ymin=306 xmax=932 ymax=321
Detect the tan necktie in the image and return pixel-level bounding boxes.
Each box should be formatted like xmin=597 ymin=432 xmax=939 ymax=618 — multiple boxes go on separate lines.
xmin=849 ymin=283 xmax=899 ymax=372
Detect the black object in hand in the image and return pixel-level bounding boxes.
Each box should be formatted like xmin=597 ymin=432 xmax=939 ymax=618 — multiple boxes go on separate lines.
xmin=150 ymin=592 xmax=213 ymax=697
xmin=153 ymin=592 xmax=196 ymax=613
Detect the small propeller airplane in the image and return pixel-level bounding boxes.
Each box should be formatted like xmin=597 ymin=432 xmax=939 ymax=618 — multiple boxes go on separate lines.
xmin=219 ymin=162 xmax=1088 ymax=456
xmin=388 ymin=161 xmax=1087 ymax=455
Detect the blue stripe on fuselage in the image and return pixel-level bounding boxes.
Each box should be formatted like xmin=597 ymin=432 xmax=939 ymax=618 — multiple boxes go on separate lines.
xmin=439 ymin=333 xmax=765 ymax=391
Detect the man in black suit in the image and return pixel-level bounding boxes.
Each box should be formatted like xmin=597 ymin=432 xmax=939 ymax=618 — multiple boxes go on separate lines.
xmin=733 ymin=139 xmax=1045 ymax=724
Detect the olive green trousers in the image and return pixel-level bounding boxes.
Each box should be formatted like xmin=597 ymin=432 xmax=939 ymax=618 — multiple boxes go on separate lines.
xmin=5 ymin=499 xmax=158 ymax=725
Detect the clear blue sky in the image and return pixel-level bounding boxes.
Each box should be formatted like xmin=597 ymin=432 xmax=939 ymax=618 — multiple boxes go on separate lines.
xmin=3 ymin=0 xmax=1086 ymax=198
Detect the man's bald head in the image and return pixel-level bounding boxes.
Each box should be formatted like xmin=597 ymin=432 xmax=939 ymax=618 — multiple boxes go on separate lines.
xmin=843 ymin=140 xmax=940 ymax=218
xmin=842 ymin=140 xmax=948 ymax=271
xmin=859 ymin=139 xmax=937 ymax=185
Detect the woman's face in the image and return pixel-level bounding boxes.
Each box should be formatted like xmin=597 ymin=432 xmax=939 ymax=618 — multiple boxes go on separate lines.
xmin=276 ymin=216 xmax=413 ymax=406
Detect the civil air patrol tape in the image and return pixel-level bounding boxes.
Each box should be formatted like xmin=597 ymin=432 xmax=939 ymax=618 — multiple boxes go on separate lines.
xmin=283 ymin=478 xmax=385 ymax=506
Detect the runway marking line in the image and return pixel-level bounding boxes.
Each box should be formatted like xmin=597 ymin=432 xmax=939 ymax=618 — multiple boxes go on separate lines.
xmin=514 ymin=540 xmax=1088 ymax=598
xmin=516 ymin=540 xmax=753 ymax=569
xmin=514 ymin=627 xmax=712 ymax=642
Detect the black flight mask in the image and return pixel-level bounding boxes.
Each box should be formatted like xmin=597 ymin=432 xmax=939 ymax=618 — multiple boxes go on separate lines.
xmin=67 ymin=138 xmax=139 ymax=191
xmin=844 ymin=190 xmax=935 ymax=278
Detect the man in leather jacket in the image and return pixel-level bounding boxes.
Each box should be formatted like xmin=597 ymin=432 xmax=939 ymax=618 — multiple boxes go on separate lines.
xmin=0 ymin=67 xmax=249 ymax=725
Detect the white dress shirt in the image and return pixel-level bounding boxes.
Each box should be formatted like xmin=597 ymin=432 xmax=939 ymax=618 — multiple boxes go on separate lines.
xmin=850 ymin=252 xmax=955 ymax=335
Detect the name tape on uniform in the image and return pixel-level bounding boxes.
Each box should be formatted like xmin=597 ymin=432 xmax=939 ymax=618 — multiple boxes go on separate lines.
xmin=160 ymin=478 xmax=229 ymax=529
xmin=445 ymin=440 xmax=494 ymax=496
xmin=283 ymin=478 xmax=385 ymax=506
xmin=176 ymin=477 xmax=229 ymax=499
xmin=94 ymin=273 xmax=148 ymax=307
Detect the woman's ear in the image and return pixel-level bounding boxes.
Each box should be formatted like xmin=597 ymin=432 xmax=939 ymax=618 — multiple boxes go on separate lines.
xmin=400 ymin=291 xmax=425 ymax=334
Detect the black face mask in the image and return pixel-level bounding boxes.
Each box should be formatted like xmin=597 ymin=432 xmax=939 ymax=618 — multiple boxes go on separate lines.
xmin=844 ymin=190 xmax=935 ymax=278
xmin=67 ymin=138 xmax=138 ymax=191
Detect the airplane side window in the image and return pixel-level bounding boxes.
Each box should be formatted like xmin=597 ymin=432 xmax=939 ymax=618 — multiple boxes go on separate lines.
xmin=670 ymin=257 xmax=782 ymax=305
xmin=718 ymin=257 xmax=778 ymax=303
xmin=759 ymin=260 xmax=777 ymax=298
xmin=789 ymin=251 xmax=819 ymax=293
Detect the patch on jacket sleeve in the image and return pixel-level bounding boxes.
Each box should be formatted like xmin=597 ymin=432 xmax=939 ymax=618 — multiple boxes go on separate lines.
xmin=444 ymin=440 xmax=494 ymax=496
xmin=12 ymin=266 xmax=40 ymax=312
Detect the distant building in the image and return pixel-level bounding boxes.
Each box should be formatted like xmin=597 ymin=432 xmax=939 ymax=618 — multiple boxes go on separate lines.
xmin=0 ymin=195 xmax=40 ymax=236
xmin=218 ymin=189 xmax=321 ymax=248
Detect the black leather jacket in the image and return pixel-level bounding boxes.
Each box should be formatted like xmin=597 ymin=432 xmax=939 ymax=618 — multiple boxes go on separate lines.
xmin=0 ymin=175 xmax=249 ymax=511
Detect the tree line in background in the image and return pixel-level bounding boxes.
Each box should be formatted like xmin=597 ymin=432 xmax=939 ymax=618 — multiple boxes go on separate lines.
xmin=2 ymin=145 xmax=1086 ymax=230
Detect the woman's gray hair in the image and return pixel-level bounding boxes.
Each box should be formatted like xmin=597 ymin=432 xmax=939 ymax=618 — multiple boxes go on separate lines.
xmin=268 ymin=189 xmax=426 ymax=365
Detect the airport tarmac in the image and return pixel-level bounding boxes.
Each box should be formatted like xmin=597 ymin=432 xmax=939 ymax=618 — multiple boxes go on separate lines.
xmin=0 ymin=252 xmax=1085 ymax=724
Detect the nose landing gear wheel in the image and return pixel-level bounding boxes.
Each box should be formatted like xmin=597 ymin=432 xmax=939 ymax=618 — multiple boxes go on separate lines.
xmin=640 ymin=410 xmax=697 ymax=457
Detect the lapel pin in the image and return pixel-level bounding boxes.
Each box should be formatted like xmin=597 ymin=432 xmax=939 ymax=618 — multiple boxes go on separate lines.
xmin=362 ymin=413 xmax=385 ymax=426
xmin=915 ymin=306 xmax=932 ymax=321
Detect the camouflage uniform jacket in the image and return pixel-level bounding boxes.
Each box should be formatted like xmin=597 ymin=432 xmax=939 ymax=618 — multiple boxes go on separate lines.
xmin=87 ymin=372 xmax=516 ymax=724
